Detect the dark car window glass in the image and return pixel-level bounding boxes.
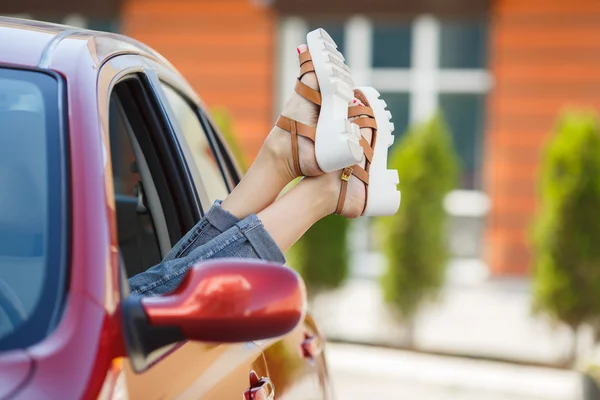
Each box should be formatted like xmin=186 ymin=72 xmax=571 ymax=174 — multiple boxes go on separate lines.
xmin=161 ymin=84 xmax=229 ymax=204
xmin=0 ymin=68 xmax=66 ymax=351
xmin=372 ymin=22 xmax=412 ymax=68
xmin=109 ymin=94 xmax=162 ymax=277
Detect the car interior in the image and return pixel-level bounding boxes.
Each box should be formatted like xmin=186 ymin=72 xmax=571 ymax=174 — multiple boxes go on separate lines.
xmin=109 ymin=90 xmax=169 ymax=279
xmin=108 ymin=75 xmax=232 ymax=283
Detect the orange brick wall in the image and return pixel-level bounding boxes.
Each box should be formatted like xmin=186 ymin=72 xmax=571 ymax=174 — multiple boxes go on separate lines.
xmin=485 ymin=0 xmax=600 ymax=275
xmin=122 ymin=0 xmax=275 ymax=159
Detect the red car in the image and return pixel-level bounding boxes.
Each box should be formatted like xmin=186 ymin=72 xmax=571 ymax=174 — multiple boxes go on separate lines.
xmin=0 ymin=17 xmax=331 ymax=400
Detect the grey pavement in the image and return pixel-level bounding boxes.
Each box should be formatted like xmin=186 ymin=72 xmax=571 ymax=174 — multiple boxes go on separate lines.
xmin=327 ymin=343 xmax=584 ymax=400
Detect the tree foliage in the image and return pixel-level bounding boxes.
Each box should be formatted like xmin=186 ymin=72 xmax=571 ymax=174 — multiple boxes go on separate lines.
xmin=532 ymin=110 xmax=600 ymax=335
xmin=287 ymin=214 xmax=350 ymax=298
xmin=379 ymin=114 xmax=459 ymax=321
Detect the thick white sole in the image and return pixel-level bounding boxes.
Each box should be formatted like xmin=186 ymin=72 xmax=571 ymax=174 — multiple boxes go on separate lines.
xmin=357 ymin=87 xmax=401 ymax=217
xmin=307 ymin=28 xmax=363 ymax=173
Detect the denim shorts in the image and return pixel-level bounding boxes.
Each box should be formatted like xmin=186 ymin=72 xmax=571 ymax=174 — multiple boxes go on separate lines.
xmin=128 ymin=201 xmax=286 ymax=296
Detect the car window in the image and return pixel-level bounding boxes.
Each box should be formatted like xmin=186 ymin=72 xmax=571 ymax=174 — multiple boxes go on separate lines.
xmin=109 ymin=93 xmax=163 ymax=278
xmin=108 ymin=75 xmax=200 ymax=280
xmin=160 ymin=83 xmax=229 ymax=204
xmin=0 ymin=68 xmax=66 ymax=351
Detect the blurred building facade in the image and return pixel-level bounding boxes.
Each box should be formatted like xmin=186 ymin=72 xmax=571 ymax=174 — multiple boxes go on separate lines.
xmin=4 ymin=0 xmax=600 ymax=276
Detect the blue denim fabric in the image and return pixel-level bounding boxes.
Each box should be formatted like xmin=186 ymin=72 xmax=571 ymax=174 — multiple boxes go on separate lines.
xmin=128 ymin=201 xmax=286 ymax=296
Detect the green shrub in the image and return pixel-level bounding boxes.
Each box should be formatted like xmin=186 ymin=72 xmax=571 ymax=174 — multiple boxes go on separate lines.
xmin=210 ymin=107 xmax=248 ymax=171
xmin=379 ymin=114 xmax=459 ymax=322
xmin=532 ymin=110 xmax=600 ymax=342
xmin=286 ymin=214 xmax=350 ymax=298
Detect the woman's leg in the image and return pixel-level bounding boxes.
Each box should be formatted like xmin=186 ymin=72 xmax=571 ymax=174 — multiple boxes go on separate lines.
xmin=129 ymin=164 xmax=370 ymax=296
xmin=221 ymin=44 xmax=322 ymax=220
xmin=161 ymin=44 xmax=321 ymax=261
xmin=160 ymin=200 xmax=241 ymax=262
xmin=129 ymin=41 xmax=375 ymax=295
xmin=128 ymin=211 xmax=284 ymax=295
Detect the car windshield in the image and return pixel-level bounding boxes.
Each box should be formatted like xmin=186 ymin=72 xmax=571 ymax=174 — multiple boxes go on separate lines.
xmin=0 ymin=67 xmax=66 ymax=351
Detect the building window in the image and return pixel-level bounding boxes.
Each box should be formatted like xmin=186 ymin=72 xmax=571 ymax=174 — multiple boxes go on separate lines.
xmin=439 ymin=20 xmax=488 ymax=69
xmin=439 ymin=93 xmax=486 ymax=189
xmin=372 ymin=23 xmax=412 ymax=68
xmin=278 ymin=15 xmax=491 ymax=191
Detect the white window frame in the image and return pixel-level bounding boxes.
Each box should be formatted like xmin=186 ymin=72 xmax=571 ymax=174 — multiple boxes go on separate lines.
xmin=277 ymin=14 xmax=492 ymax=217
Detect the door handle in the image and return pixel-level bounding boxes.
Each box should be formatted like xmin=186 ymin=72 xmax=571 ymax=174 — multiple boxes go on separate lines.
xmin=301 ymin=332 xmax=323 ymax=360
xmin=244 ymin=371 xmax=274 ymax=400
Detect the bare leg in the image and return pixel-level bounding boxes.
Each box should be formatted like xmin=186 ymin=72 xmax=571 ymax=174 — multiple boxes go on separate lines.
xmin=221 ymin=45 xmax=321 ymax=219
xmin=257 ymin=175 xmax=335 ymax=252
xmin=223 ymin=95 xmax=372 ymax=253
xmin=257 ymin=157 xmax=370 ymax=253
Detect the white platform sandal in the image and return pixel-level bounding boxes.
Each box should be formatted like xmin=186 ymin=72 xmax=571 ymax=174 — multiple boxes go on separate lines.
xmin=335 ymin=87 xmax=401 ymax=217
xmin=275 ymin=28 xmax=363 ymax=176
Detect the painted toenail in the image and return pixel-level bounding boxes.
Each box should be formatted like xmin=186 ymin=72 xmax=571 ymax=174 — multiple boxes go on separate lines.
xmin=297 ymin=47 xmax=301 ymax=55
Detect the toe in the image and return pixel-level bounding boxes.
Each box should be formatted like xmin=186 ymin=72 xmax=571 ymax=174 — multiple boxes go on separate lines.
xmin=349 ymin=97 xmax=365 ymax=108
xmin=297 ymin=44 xmax=309 ymax=54
xmin=296 ymin=44 xmax=318 ymax=91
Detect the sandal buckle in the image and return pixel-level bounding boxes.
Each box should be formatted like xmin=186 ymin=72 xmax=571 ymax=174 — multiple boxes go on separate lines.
xmin=341 ymin=167 xmax=353 ymax=182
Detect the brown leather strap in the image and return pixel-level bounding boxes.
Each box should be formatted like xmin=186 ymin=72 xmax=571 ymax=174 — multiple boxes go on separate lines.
xmin=334 ymin=165 xmax=369 ymax=215
xmin=275 ymin=115 xmax=316 ymax=141
xmin=295 ymin=80 xmax=322 ymax=105
xmin=353 ymin=117 xmax=378 ymax=131
xmin=299 ymin=61 xmax=315 ymax=79
xmin=359 ymin=137 xmax=374 ymax=163
xmin=335 ymin=167 xmax=353 ymax=215
xmin=348 ymin=106 xmax=374 ymax=118
xmin=336 ymin=97 xmax=380 ymax=215
xmin=299 ymin=51 xmax=312 ymax=65
xmin=368 ymin=133 xmax=377 ymax=171
xmin=269 ymin=49 xmax=320 ymax=179
xmin=290 ymin=120 xmax=302 ymax=176
xmin=352 ymin=165 xmax=369 ymax=185
xmin=335 ymin=181 xmax=348 ymax=215
xmin=335 ymin=90 xmax=378 ymax=216
xmin=276 ymin=115 xmax=316 ymax=177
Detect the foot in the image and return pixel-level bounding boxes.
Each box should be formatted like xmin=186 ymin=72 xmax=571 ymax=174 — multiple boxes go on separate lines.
xmin=316 ymin=98 xmax=373 ymax=219
xmin=265 ymin=44 xmax=322 ymax=180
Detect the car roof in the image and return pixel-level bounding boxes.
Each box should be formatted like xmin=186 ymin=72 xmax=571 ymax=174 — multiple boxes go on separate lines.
xmin=0 ymin=16 xmax=174 ymax=70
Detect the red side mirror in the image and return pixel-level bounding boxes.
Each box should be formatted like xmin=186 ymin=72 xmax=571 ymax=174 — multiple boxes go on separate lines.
xmin=123 ymin=259 xmax=306 ymax=357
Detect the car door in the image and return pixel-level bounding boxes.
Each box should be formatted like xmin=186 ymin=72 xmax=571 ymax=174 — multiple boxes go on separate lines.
xmin=98 ymin=54 xmax=271 ymax=400
xmin=143 ymin=62 xmax=331 ymax=400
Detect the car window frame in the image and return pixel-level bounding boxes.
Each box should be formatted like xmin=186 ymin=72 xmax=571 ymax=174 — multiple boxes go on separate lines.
xmin=100 ymin=54 xmax=242 ymax=372
xmin=99 ymin=56 xmax=216 ymax=371
xmin=109 ymin=90 xmax=169 ymax=270
xmin=110 ymin=75 xmax=189 ymax=253
xmin=0 ymin=65 xmax=70 ymax=351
